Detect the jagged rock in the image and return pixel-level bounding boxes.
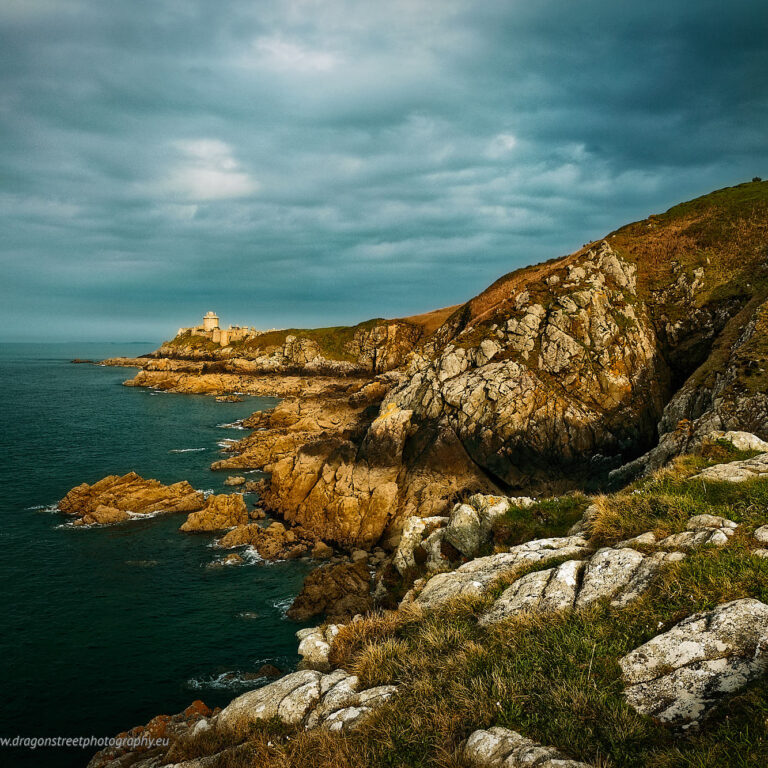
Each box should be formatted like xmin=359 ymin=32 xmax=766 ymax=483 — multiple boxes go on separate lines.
xmin=296 ymin=624 xmax=343 ymax=670
xmin=87 ymin=700 xmax=214 ymax=768
xmin=691 ymin=453 xmax=768 ymax=483
xmin=407 ymin=535 xmax=593 ymax=611
xmin=481 ymin=548 xmax=684 ymax=626
xmin=311 ymin=540 xmax=334 ymax=559
xmin=443 ymin=494 xmax=533 ymax=559
xmin=658 ymin=514 xmax=738 ymax=550
xmin=223 ymin=475 xmax=246 ymax=486
xmin=393 ymin=515 xmax=449 ymax=574
xmin=215 ymin=669 xmax=396 ymax=733
xmin=215 ymin=521 xmax=316 ymax=559
xmin=287 ymin=561 xmax=373 ymax=622
xmin=619 ymin=598 xmax=768 ymax=726
xmin=60 ymin=472 xmax=206 ymax=526
xmin=179 ymin=494 xmax=248 ymax=532
xmin=462 ymin=726 xmax=593 ymax=767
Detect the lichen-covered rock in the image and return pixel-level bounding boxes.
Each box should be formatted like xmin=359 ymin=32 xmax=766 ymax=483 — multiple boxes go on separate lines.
xmin=658 ymin=514 xmax=738 ymax=550
xmin=481 ymin=548 xmax=684 ymax=626
xmin=407 ymin=535 xmax=592 ymax=611
xmin=619 ymin=598 xmax=768 ymax=726
xmin=215 ymin=669 xmax=396 ymax=734
xmin=393 ymin=515 xmax=449 ymax=574
xmin=296 ymin=624 xmax=343 ymax=671
xmin=60 ymin=472 xmax=206 ymax=526
xmin=690 ymin=453 xmax=768 ymax=483
xmin=754 ymin=525 xmax=768 ymax=545
xmin=710 ymin=431 xmax=768 ymax=452
xmin=179 ymin=493 xmax=248 ymax=532
xmin=462 ymin=726 xmax=593 ymax=767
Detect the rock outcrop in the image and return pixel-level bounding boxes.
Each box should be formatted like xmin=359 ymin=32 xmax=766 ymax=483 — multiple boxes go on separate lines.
xmin=215 ymin=520 xmax=319 ymax=559
xmin=405 ymin=535 xmax=593 ymax=611
xmin=690 ymin=453 xmax=768 ymax=483
xmin=286 ymin=561 xmax=373 ymax=622
xmin=178 ymin=493 xmax=248 ymax=532
xmin=215 ymin=669 xmax=396 ymax=733
xmin=619 ymin=598 xmax=768 ymax=726
xmin=463 ymin=727 xmax=593 ymax=767
xmin=59 ymin=472 xmax=206 ymax=526
xmin=480 ymin=547 xmax=684 ymax=626
xmin=296 ymin=624 xmax=343 ymax=671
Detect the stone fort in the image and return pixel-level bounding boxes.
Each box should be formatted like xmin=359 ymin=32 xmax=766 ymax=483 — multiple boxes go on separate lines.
xmin=176 ymin=311 xmax=260 ymax=347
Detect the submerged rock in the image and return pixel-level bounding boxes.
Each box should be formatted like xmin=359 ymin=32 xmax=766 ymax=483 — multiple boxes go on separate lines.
xmin=619 ymin=598 xmax=768 ymax=726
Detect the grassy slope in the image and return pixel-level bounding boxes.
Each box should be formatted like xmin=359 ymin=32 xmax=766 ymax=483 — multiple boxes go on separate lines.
xmin=169 ymin=440 xmax=768 ymax=768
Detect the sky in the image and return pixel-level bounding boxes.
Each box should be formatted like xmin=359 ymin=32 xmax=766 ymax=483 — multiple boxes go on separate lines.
xmin=1 ymin=0 xmax=767 ymax=341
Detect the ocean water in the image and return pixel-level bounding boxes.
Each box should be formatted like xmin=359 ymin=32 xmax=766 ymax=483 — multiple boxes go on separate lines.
xmin=0 ymin=343 xmax=312 ymax=767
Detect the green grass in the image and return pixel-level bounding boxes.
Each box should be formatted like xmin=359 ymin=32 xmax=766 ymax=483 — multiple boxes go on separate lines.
xmin=491 ymin=493 xmax=589 ymax=549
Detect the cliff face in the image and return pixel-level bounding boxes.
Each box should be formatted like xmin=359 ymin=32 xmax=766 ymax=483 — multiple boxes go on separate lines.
xmin=237 ymin=181 xmax=768 ymax=546
xmin=118 ymin=181 xmax=768 ymax=548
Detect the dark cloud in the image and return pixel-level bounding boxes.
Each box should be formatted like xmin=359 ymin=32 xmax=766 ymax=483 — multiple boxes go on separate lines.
xmin=1 ymin=0 xmax=766 ymax=340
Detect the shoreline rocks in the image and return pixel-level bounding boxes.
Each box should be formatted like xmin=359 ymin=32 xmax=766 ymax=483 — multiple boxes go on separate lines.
xmin=59 ymin=472 xmax=206 ymax=526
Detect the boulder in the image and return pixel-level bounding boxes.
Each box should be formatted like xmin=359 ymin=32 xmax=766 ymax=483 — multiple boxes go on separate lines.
xmin=462 ymin=726 xmax=593 ymax=767
xmin=287 ymin=561 xmax=373 ymax=622
xmin=296 ymin=624 xmax=343 ymax=671
xmin=392 ymin=515 xmax=448 ymax=575
xmin=753 ymin=525 xmax=768 ymax=545
xmin=619 ymin=598 xmax=768 ymax=726
xmin=223 ymin=476 xmax=246 ymax=486
xmin=179 ymin=494 xmax=248 ymax=532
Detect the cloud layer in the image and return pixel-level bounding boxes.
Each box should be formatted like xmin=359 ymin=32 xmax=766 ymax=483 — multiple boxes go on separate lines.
xmin=1 ymin=0 xmax=766 ymax=340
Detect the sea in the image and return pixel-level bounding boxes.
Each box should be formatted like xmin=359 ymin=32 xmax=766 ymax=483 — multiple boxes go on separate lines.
xmin=0 ymin=343 xmax=313 ymax=767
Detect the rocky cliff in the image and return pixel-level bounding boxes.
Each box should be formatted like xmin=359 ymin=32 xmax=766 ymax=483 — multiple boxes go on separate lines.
xmin=214 ymin=181 xmax=767 ymax=548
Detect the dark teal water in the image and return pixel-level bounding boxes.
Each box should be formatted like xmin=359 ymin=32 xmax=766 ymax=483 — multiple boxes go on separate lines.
xmin=0 ymin=343 xmax=312 ymax=767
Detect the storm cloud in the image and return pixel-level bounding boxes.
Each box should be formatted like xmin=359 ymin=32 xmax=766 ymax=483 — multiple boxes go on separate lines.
xmin=1 ymin=0 xmax=766 ymax=340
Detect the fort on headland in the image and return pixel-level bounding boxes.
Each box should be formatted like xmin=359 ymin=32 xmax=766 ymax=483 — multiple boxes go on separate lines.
xmin=176 ymin=311 xmax=263 ymax=347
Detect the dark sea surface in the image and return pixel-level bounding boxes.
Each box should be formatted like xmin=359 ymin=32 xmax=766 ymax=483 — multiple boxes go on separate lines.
xmin=0 ymin=343 xmax=312 ymax=767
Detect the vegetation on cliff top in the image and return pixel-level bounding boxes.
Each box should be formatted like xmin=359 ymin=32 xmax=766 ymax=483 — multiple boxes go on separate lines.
xmin=167 ymin=440 xmax=768 ymax=768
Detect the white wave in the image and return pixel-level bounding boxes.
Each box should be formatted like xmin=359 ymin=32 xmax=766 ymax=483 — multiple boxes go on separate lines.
xmin=216 ymin=421 xmax=246 ymax=430
xmin=237 ymin=611 xmax=260 ymax=620
xmin=126 ymin=509 xmax=167 ymax=520
xmin=242 ymin=546 xmax=264 ymax=565
xmin=28 ymin=503 xmax=59 ymax=512
xmin=217 ymin=439 xmax=238 ymax=448
xmin=186 ymin=671 xmax=268 ymax=691
xmin=169 ymin=447 xmax=207 ymax=453
xmin=272 ymin=596 xmax=294 ymax=618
